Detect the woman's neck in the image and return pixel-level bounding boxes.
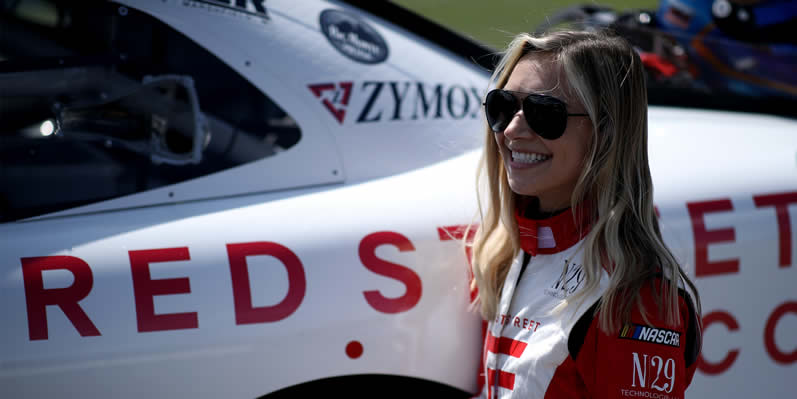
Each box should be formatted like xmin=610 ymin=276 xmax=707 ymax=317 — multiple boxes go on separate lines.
xmin=521 ymin=197 xmax=569 ymax=220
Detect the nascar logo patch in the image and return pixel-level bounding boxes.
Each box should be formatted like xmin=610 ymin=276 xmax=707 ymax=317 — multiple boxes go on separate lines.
xmin=619 ymin=324 xmax=681 ymax=347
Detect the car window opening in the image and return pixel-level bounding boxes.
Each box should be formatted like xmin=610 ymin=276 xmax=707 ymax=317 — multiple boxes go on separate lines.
xmin=0 ymin=1 xmax=301 ymax=222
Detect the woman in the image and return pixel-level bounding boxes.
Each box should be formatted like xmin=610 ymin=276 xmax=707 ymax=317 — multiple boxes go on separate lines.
xmin=470 ymin=30 xmax=702 ymax=398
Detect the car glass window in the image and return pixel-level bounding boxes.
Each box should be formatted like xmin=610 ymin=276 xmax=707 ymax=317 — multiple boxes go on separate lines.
xmin=0 ymin=1 xmax=301 ymax=222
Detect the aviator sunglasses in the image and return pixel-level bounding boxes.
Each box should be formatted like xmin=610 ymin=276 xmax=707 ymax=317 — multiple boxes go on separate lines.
xmin=483 ymin=89 xmax=589 ymax=140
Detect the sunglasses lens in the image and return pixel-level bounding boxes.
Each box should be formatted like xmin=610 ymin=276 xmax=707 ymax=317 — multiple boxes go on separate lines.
xmin=484 ymin=89 xmax=518 ymax=132
xmin=523 ymin=94 xmax=567 ymax=140
xmin=484 ymin=90 xmax=572 ymax=139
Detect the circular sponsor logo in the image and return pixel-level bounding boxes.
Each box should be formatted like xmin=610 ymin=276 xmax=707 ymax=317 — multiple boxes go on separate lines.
xmin=319 ymin=9 xmax=389 ymax=65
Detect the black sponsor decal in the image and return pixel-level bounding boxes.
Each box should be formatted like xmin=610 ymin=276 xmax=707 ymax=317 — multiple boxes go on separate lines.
xmin=182 ymin=0 xmax=269 ymax=22
xmin=308 ymin=81 xmax=482 ymax=124
xmin=620 ymin=324 xmax=681 ymax=348
xmin=319 ymin=9 xmax=388 ymax=65
xmin=545 ymin=259 xmax=584 ymax=299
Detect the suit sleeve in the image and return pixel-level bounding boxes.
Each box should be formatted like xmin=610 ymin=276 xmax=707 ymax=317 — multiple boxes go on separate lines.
xmin=571 ymin=283 xmax=701 ymax=399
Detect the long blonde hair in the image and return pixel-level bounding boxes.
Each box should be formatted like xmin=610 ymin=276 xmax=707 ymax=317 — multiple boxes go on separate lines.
xmin=470 ymin=30 xmax=700 ymax=332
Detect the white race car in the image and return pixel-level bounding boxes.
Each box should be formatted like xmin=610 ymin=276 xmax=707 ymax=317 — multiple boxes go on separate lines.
xmin=1 ymin=1 xmax=794 ymax=397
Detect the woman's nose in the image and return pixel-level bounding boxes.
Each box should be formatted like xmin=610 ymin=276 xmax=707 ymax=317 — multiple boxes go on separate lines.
xmin=502 ymin=110 xmax=533 ymax=140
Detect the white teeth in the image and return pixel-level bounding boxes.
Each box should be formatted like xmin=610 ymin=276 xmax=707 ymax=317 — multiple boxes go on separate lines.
xmin=512 ymin=151 xmax=551 ymax=163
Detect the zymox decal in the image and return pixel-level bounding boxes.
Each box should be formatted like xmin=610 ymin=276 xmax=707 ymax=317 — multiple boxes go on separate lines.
xmin=308 ymin=80 xmax=482 ymax=124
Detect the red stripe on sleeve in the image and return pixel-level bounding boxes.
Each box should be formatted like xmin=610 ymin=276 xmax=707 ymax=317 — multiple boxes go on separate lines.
xmin=487 ymin=332 xmax=527 ymax=357
xmin=487 ymin=368 xmax=516 ymax=390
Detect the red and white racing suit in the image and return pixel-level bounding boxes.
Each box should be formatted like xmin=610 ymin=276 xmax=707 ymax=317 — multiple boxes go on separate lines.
xmin=475 ymin=207 xmax=701 ymax=399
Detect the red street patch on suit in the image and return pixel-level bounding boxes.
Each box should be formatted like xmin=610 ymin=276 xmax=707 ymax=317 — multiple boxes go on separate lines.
xmin=619 ymin=324 xmax=681 ymax=347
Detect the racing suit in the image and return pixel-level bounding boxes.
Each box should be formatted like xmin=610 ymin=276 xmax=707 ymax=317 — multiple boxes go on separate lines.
xmin=475 ymin=206 xmax=701 ymax=399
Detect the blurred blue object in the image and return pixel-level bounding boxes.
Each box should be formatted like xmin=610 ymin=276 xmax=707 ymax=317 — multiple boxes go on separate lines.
xmin=655 ymin=0 xmax=797 ymax=99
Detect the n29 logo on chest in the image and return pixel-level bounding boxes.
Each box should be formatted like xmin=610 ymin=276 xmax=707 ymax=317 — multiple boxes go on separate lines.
xmin=544 ymin=259 xmax=584 ymax=299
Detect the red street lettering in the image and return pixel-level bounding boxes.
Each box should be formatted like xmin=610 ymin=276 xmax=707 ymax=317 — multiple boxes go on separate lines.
xmin=227 ymin=242 xmax=306 ymax=324
xmin=16 ymin=191 xmax=797 ymax=347
xmin=21 ymin=256 xmax=101 ymax=340
xmin=495 ymin=313 xmax=540 ymax=332
xmin=753 ymin=192 xmax=797 ymax=268
xmin=21 ymin=233 xmax=423 ymax=340
xmin=686 ymin=199 xmax=739 ymax=277
xmin=129 ymin=247 xmax=198 ymax=333
xmin=359 ymin=231 xmax=422 ymax=314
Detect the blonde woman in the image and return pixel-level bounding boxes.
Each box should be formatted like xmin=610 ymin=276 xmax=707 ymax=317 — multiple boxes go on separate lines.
xmin=471 ymin=30 xmax=702 ymax=398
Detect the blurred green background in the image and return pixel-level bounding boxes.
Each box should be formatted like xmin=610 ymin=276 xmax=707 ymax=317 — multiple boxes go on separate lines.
xmin=391 ymin=0 xmax=658 ymax=49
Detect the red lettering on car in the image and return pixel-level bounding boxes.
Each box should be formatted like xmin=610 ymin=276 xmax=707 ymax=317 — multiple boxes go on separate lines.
xmin=359 ymin=232 xmax=422 ymax=314
xmin=227 ymin=242 xmax=306 ymax=324
xmin=687 ymin=199 xmax=739 ymax=277
xmin=753 ymin=192 xmax=797 ymax=268
xmin=129 ymin=247 xmax=198 ymax=332
xmin=697 ymin=310 xmax=739 ymax=375
xmin=21 ymin=256 xmax=100 ymax=340
xmin=764 ymin=301 xmax=797 ymax=364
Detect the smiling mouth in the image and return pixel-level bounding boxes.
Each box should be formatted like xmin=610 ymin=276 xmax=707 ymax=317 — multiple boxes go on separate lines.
xmin=511 ymin=150 xmax=551 ymax=164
